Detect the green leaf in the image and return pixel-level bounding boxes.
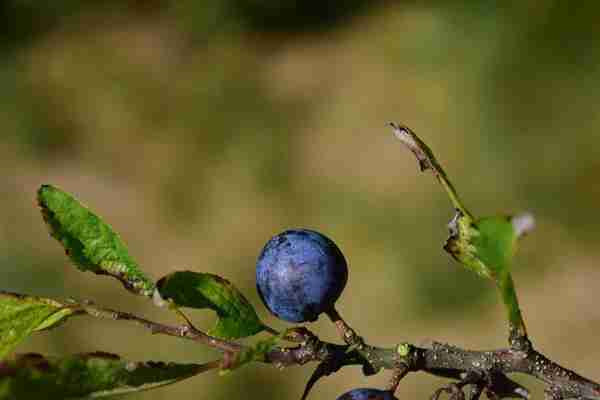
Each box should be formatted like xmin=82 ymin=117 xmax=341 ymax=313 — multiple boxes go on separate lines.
xmin=390 ymin=124 xmax=524 ymax=281
xmin=445 ymin=212 xmax=532 ymax=338
xmin=221 ymin=335 xmax=280 ymax=374
xmin=446 ymin=214 xmax=529 ymax=340
xmin=0 ymin=352 xmax=216 ymax=399
xmin=445 ymin=215 xmax=517 ymax=280
xmin=390 ymin=123 xmax=533 ymax=343
xmin=471 ymin=216 xmax=518 ymax=277
xmin=156 ymin=271 xmax=265 ymax=339
xmin=0 ymin=292 xmax=83 ymax=360
xmin=37 ymin=184 xmax=155 ymax=297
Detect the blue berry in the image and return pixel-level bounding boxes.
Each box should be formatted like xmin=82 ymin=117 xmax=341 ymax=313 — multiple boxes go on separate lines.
xmin=256 ymin=229 xmax=348 ymax=323
xmin=337 ymin=388 xmax=398 ymax=400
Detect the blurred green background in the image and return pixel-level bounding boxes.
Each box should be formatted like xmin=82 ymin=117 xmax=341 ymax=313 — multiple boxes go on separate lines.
xmin=2 ymin=1 xmax=600 ymax=399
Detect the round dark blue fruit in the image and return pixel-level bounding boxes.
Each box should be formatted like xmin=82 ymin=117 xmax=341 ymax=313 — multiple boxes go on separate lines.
xmin=337 ymin=388 xmax=398 ymax=400
xmin=256 ymin=229 xmax=348 ymax=323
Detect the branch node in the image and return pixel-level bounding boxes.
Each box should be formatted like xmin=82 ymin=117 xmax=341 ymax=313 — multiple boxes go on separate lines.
xmin=509 ymin=333 xmax=532 ymax=353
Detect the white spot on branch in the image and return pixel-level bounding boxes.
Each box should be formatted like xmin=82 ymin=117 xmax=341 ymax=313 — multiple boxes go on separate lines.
xmin=511 ymin=213 xmax=535 ymax=238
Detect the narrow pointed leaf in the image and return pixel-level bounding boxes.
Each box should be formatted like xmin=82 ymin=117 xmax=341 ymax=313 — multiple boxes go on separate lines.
xmin=0 ymin=292 xmax=83 ymax=359
xmin=0 ymin=352 xmax=216 ymax=399
xmin=156 ymin=271 xmax=265 ymax=339
xmin=37 ymin=184 xmax=155 ymax=297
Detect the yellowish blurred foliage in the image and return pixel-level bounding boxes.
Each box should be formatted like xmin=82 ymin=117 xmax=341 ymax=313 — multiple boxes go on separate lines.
xmin=1 ymin=2 xmax=599 ymax=398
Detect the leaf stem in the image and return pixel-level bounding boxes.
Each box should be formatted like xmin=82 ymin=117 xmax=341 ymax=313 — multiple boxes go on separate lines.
xmin=497 ymin=273 xmax=529 ymax=350
xmin=325 ymin=307 xmax=364 ymax=348
xmin=262 ymin=325 xmax=280 ymax=336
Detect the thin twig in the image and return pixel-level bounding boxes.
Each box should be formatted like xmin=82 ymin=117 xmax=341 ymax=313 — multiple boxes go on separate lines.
xmin=78 ymin=301 xmax=242 ymax=353
xmin=389 ymin=122 xmax=472 ymax=218
xmin=57 ymin=298 xmax=600 ymax=399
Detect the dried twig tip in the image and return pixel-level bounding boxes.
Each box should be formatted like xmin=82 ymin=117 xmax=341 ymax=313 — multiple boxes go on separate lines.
xmin=388 ymin=122 xmax=431 ymax=173
xmin=388 ymin=122 xmax=412 ymax=141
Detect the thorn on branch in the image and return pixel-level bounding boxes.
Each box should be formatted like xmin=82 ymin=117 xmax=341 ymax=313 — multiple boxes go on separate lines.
xmin=300 ymin=347 xmax=346 ymax=400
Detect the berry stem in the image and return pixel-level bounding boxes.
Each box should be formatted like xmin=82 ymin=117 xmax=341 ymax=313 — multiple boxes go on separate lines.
xmin=326 ymin=307 xmax=365 ymax=348
xmin=262 ymin=325 xmax=281 ymax=336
